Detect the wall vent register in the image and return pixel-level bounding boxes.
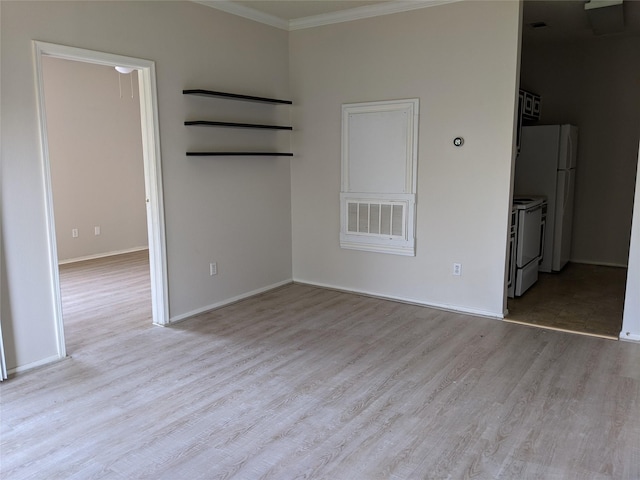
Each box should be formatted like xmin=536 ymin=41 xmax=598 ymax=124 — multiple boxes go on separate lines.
xmin=340 ymin=99 xmax=419 ymax=256
xmin=347 ymin=201 xmax=405 ymax=237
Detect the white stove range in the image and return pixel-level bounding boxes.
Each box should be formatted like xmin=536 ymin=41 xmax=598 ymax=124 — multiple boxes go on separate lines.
xmin=509 ymin=195 xmax=547 ymax=297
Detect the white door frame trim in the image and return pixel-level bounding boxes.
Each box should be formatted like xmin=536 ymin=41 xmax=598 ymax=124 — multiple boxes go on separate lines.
xmin=33 ymin=41 xmax=170 ymax=359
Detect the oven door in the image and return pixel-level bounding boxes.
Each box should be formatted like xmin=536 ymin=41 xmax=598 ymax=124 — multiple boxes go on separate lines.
xmin=507 ymin=231 xmax=516 ymax=298
xmin=516 ymin=205 xmax=543 ymax=268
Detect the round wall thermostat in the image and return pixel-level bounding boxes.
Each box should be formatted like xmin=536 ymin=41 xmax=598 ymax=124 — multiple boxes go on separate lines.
xmin=453 ymin=137 xmax=464 ymax=147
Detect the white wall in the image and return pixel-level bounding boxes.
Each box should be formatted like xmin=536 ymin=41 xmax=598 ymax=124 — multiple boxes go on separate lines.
xmin=289 ymin=0 xmax=522 ymax=317
xmin=520 ymin=36 xmax=640 ymax=267
xmin=1 ymin=1 xmax=292 ymax=371
xmin=622 ymin=143 xmax=640 ymax=341
xmin=43 ymin=57 xmax=148 ymax=262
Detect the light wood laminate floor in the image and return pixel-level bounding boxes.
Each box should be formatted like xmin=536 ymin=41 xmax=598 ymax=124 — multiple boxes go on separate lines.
xmin=506 ymin=263 xmax=627 ymax=339
xmin=1 ymin=252 xmax=639 ymax=479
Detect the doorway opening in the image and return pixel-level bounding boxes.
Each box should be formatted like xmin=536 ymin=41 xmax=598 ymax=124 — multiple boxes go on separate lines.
xmin=504 ymin=3 xmax=639 ymax=339
xmin=34 ymin=42 xmax=169 ymax=359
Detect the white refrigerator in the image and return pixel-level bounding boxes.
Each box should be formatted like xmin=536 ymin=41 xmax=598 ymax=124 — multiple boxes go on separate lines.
xmin=514 ymin=124 xmax=578 ymax=273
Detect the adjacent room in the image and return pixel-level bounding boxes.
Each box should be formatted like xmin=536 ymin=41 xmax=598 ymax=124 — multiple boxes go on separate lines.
xmin=505 ymin=0 xmax=639 ymax=339
xmin=41 ymin=56 xmax=154 ymax=355
xmin=1 ymin=1 xmax=639 ymax=478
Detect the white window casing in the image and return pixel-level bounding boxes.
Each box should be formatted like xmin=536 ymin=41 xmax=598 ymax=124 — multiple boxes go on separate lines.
xmin=341 ymin=99 xmax=419 ymax=256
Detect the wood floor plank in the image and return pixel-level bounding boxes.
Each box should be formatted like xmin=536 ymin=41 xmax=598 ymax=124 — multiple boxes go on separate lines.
xmin=1 ymin=252 xmax=639 ymax=479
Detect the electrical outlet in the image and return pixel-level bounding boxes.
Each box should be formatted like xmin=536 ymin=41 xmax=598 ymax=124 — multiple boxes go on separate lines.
xmin=210 ymin=262 xmax=217 ymax=276
xmin=453 ymin=263 xmax=462 ymax=276
xmin=72 ymin=228 xmax=79 ymax=238
xmin=94 ymin=226 xmax=101 ymax=236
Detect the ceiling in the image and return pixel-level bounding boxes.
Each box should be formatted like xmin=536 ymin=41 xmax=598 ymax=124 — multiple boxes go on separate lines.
xmin=199 ymin=0 xmax=447 ymax=30
xmin=522 ymin=0 xmax=640 ymax=44
xmin=208 ymin=0 xmax=640 ymax=40
xmin=234 ymin=0 xmax=389 ymax=20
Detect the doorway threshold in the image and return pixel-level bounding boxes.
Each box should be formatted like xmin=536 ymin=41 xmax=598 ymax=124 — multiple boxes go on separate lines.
xmin=503 ymin=317 xmax=618 ymax=340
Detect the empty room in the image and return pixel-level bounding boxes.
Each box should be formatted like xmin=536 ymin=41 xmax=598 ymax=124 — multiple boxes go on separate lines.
xmin=2 ymin=1 xmax=639 ymax=478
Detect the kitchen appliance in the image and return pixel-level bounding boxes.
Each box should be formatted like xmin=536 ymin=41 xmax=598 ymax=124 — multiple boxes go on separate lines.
xmin=515 ymin=124 xmax=578 ymax=272
xmin=511 ymin=196 xmax=547 ymax=297
xmin=507 ymin=205 xmax=517 ymax=298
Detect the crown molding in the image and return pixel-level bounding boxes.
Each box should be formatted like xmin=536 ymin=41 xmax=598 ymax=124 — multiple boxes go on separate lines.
xmin=196 ymin=0 xmax=463 ymax=32
xmin=194 ymin=1 xmax=290 ymax=30
xmin=289 ymin=0 xmax=463 ymax=31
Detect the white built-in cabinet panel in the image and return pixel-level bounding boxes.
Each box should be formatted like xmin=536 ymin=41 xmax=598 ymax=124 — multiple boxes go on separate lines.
xmin=341 ymin=99 xmax=419 ymax=256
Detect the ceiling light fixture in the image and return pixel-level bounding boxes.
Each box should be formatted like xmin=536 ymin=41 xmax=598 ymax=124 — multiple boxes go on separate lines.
xmin=115 ymin=66 xmax=135 ymax=74
xmin=114 ymin=66 xmax=135 ymax=99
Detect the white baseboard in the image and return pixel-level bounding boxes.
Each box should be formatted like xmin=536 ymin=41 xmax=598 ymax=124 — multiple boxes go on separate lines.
xmin=58 ymin=246 xmax=149 ymax=265
xmin=7 ymin=354 xmax=67 ymax=376
xmin=292 ymin=279 xmax=504 ymax=320
xmin=619 ymin=331 xmax=640 ymax=342
xmin=168 ymin=279 xmax=293 ymax=325
xmin=571 ymin=259 xmax=628 ymax=268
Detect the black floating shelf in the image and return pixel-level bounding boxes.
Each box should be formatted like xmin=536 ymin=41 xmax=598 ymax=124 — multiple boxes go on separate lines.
xmin=185 ymin=120 xmax=292 ymax=131
xmin=187 ymin=152 xmax=294 ymax=157
xmin=183 ymin=89 xmax=292 ymax=105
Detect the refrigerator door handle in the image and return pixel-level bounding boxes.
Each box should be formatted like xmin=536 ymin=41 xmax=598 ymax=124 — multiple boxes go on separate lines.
xmin=567 ymin=128 xmax=572 ymax=169
xmin=563 ymin=171 xmax=570 ymax=212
